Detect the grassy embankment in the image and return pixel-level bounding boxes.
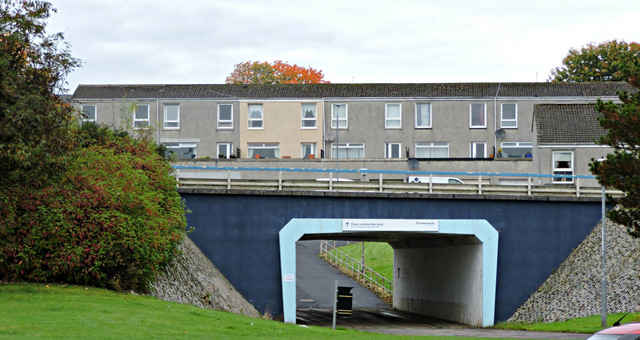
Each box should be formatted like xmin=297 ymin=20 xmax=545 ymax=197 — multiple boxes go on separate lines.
xmin=1 ymin=282 xmax=639 ymax=338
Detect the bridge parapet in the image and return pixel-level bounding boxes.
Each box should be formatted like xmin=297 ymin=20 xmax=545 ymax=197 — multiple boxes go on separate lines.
xmin=173 ymin=165 xmax=621 ymax=199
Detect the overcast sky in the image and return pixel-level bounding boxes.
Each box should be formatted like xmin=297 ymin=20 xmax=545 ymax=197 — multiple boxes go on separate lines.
xmin=47 ymin=0 xmax=639 ymax=93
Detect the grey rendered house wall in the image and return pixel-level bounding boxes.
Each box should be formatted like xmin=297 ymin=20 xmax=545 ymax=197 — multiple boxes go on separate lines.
xmin=74 ymin=99 xmax=241 ymax=159
xmin=322 ymin=98 xmax=538 ymax=160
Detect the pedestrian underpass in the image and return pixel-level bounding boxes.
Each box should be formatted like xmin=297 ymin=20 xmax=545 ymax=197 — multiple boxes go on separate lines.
xmin=181 ymin=190 xmax=605 ymax=324
xmin=279 ymin=218 xmax=498 ymax=327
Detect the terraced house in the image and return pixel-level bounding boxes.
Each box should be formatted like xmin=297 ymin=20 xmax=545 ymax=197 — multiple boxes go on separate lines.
xmin=71 ymin=82 xmax=633 ymax=185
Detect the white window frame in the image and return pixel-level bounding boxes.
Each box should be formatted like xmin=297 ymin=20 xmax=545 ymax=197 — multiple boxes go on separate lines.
xmin=217 ymin=104 xmax=233 ymax=129
xmin=471 ymin=142 xmax=486 ymax=158
xmin=552 ymin=151 xmax=574 ymax=183
xmin=331 ymin=142 xmax=364 ymax=159
xmin=385 ymin=103 xmax=402 ymax=129
xmin=415 ymin=103 xmax=432 ymax=128
xmin=81 ymin=105 xmax=97 ymax=124
xmin=133 ymin=104 xmax=150 ymax=130
xmin=470 ymin=103 xmax=486 ymax=128
xmin=415 ymin=142 xmax=449 ymax=158
xmin=301 ymin=103 xmax=317 ymax=129
xmin=165 ymin=142 xmax=196 ymax=159
xmin=385 ymin=142 xmax=402 ymax=159
xmin=500 ymin=142 xmax=533 ymax=158
xmin=163 ymin=104 xmax=180 ymax=130
xmin=501 ymin=103 xmax=517 ymax=128
xmin=248 ymin=104 xmax=263 ymax=129
xmin=331 ymin=103 xmax=348 ymax=129
xmin=301 ymin=143 xmax=316 ymax=158
xmin=217 ymin=142 xmax=233 ymax=159
xmin=248 ymin=143 xmax=280 ymax=159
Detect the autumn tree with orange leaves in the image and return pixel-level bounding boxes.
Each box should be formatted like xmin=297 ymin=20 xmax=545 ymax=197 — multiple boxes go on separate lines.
xmin=225 ymin=60 xmax=330 ymax=84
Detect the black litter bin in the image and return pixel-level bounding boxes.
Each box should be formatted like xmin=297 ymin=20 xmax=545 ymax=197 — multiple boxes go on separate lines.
xmin=337 ymin=286 xmax=353 ymax=316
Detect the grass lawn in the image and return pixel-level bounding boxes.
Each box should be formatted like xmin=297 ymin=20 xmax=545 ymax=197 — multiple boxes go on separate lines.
xmin=2 ymin=282 xmax=638 ymax=339
xmin=330 ymin=241 xmax=394 ymax=280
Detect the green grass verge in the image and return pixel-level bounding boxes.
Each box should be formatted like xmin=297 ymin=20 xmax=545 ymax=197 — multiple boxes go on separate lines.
xmin=330 ymin=242 xmax=394 ymax=280
xmin=2 ymin=282 xmax=638 ymax=339
xmin=494 ymin=313 xmax=640 ymax=334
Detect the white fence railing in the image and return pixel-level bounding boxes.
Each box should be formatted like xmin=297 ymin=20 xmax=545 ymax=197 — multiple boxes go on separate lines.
xmin=319 ymin=240 xmax=393 ymax=303
xmin=174 ymin=166 xmax=621 ymax=198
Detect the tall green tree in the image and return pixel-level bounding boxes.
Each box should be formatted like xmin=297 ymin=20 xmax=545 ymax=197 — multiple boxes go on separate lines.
xmin=590 ymin=56 xmax=640 ymax=236
xmin=0 ymin=0 xmax=80 ymax=185
xmin=550 ymin=40 xmax=640 ymax=82
xmin=0 ymin=0 xmax=188 ymax=291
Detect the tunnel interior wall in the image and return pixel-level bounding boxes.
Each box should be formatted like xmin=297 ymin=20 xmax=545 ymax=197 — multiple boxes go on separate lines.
xmin=393 ymin=244 xmax=483 ymax=326
xmin=181 ymin=192 xmax=603 ymax=322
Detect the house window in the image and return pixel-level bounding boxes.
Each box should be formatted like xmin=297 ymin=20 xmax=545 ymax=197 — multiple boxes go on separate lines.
xmin=165 ymin=142 xmax=196 ymax=159
xmin=301 ymin=104 xmax=317 ymax=128
xmin=81 ymin=105 xmax=96 ymax=124
xmin=218 ymin=104 xmax=233 ymax=129
xmin=217 ymin=143 xmax=233 ymax=159
xmin=416 ymin=103 xmax=431 ymax=128
xmin=501 ymin=142 xmax=533 ymax=158
xmin=552 ymin=151 xmax=573 ymax=183
xmin=415 ymin=142 xmax=449 ymax=158
xmin=248 ymin=143 xmax=279 ymax=159
xmin=331 ymin=103 xmax=348 ymax=129
xmin=164 ymin=104 xmax=179 ymax=129
xmin=385 ymin=103 xmax=401 ymax=129
xmin=501 ymin=103 xmax=517 ymax=128
xmin=470 ymin=103 xmax=486 ymax=128
xmin=385 ymin=143 xmax=402 ymax=158
xmin=301 ymin=143 xmax=316 ymax=158
xmin=248 ymin=104 xmax=263 ymax=129
xmin=133 ymin=104 xmax=150 ymax=129
xmin=331 ymin=143 xmax=364 ymax=159
xmin=471 ymin=142 xmax=486 ymax=158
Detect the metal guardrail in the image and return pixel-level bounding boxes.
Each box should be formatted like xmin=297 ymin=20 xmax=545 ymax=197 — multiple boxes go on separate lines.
xmin=175 ymin=175 xmax=621 ymax=199
xmin=319 ymin=240 xmax=393 ymax=303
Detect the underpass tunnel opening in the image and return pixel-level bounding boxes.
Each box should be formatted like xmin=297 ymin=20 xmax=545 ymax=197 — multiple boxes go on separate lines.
xmin=295 ymin=236 xmax=394 ymax=311
xmin=280 ymin=219 xmax=498 ymax=327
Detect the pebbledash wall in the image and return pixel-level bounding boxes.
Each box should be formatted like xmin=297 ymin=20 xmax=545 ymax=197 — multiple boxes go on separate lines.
xmin=180 ymin=189 xmax=606 ymax=323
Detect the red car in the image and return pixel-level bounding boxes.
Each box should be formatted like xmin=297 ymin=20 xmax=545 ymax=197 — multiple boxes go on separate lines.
xmin=587 ymin=323 xmax=640 ymax=340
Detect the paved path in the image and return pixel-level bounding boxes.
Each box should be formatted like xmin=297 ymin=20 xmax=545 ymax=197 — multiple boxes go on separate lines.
xmin=295 ymin=240 xmax=388 ymax=309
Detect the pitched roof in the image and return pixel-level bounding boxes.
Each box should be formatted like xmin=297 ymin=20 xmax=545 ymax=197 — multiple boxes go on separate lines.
xmin=72 ymin=82 xmax=635 ymax=100
xmin=535 ymin=104 xmax=606 ymax=144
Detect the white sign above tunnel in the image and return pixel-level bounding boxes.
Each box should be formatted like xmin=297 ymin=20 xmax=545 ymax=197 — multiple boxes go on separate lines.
xmin=342 ymin=219 xmax=439 ymax=232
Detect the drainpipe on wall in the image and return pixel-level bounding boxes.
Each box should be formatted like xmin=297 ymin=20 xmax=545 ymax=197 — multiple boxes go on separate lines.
xmin=156 ymin=99 xmax=160 ymax=144
xmin=321 ymin=98 xmax=325 ymax=158
xmin=493 ymin=83 xmax=502 ymax=159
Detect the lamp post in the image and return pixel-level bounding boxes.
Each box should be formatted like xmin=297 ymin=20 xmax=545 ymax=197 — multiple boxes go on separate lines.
xmin=335 ymin=104 xmax=340 ymax=181
xmin=601 ymin=185 xmax=607 ymax=328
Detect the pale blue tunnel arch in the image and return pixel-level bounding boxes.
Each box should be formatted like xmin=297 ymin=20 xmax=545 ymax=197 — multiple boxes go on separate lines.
xmin=279 ymin=218 xmax=499 ymax=327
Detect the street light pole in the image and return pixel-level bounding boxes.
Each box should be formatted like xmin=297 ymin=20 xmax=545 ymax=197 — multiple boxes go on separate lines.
xmin=601 ymin=185 xmax=607 ymax=328
xmin=335 ymin=104 xmax=340 ymax=181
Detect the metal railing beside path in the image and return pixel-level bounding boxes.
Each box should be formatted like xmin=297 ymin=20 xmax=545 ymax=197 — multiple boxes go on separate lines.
xmin=319 ymin=240 xmax=393 ymax=304
xmin=173 ymin=165 xmax=622 ymax=198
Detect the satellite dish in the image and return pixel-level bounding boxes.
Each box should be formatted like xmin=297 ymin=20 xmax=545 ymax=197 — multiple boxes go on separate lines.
xmin=324 ymin=132 xmax=335 ymax=142
xmin=495 ymin=129 xmax=506 ymax=139
xmin=407 ymin=159 xmax=419 ymax=169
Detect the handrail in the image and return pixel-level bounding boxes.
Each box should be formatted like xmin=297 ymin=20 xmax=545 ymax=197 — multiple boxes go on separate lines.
xmin=172 ymin=165 xmax=620 ymax=199
xmin=319 ymin=240 xmax=393 ymax=303
xmin=175 ymin=177 xmax=620 ymax=198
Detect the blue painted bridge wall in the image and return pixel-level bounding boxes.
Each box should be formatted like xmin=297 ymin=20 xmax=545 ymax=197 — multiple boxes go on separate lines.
xmin=182 ymin=192 xmax=602 ymax=323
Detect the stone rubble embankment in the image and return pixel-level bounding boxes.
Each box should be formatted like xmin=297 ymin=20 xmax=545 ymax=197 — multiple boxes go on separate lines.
xmin=508 ymin=220 xmax=640 ymax=323
xmin=150 ymin=236 xmax=260 ymax=318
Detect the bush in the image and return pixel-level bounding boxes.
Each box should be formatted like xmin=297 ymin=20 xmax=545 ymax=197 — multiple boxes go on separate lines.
xmin=0 ymin=125 xmax=187 ymax=292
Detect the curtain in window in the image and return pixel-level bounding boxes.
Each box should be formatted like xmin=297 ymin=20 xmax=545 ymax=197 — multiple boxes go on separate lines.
xmin=416 ymin=103 xmax=430 ymax=127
